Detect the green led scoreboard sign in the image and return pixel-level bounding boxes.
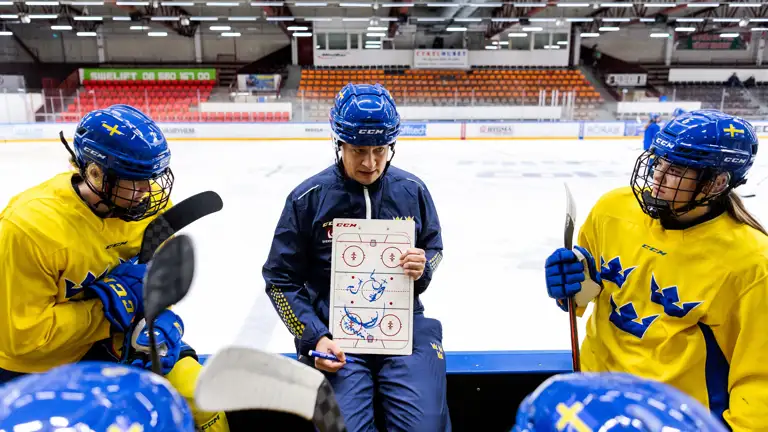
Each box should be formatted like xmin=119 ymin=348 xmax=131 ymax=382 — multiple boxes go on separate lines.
xmin=81 ymin=68 xmax=217 ymax=82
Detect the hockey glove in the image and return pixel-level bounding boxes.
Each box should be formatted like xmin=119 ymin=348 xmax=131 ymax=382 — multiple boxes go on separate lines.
xmin=544 ymin=245 xmax=602 ymax=312
xmin=85 ymin=257 xmax=145 ymax=332
xmin=130 ymin=309 xmax=185 ymax=375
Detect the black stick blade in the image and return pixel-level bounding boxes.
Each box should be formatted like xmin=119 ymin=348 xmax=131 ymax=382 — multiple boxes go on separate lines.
xmin=139 ymin=191 xmax=223 ymax=264
xmin=143 ymin=234 xmax=195 ymax=322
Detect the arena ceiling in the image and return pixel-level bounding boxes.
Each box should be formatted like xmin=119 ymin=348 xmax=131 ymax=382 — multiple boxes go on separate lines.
xmin=0 ymin=0 xmax=766 ymax=40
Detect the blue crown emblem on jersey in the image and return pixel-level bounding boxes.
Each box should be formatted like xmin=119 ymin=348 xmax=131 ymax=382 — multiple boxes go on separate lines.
xmin=651 ymin=109 xmax=757 ymax=187
xmin=329 ymin=83 xmax=401 ymax=147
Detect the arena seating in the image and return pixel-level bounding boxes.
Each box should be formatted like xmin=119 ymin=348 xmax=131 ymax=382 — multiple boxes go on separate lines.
xmin=57 ymin=79 xmax=291 ymax=123
xmin=299 ymin=67 xmax=602 ymax=121
xmin=659 ymin=83 xmax=760 ymax=118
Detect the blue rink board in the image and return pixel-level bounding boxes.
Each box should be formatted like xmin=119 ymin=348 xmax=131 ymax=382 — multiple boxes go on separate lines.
xmin=198 ymin=350 xmax=573 ymax=375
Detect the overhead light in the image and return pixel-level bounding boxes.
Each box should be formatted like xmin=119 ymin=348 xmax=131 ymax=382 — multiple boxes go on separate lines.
xmin=484 ymin=45 xmax=499 ymax=50
xmin=720 ymin=32 xmax=739 ymax=38
xmin=508 ymin=32 xmax=527 ymax=37
xmin=190 ymin=16 xmax=219 ymax=20
xmin=0 ymin=30 xmax=11 ymax=35
xmin=0 ymin=14 xmax=18 ymax=18
xmin=30 ymin=14 xmax=60 ymax=18
xmin=210 ymin=25 xmax=230 ymax=30
xmin=0 ymin=1 xmax=12 ymax=4
xmin=381 ymin=2 xmax=411 ymax=5
xmin=544 ymin=44 xmax=561 ymax=49
xmin=26 ymin=1 xmax=60 ymax=5
xmin=674 ymin=27 xmax=696 ymax=32
xmin=454 ymin=17 xmax=482 ymax=22
xmin=294 ymin=1 xmax=327 ymax=5
xmin=221 ymin=31 xmax=241 ymax=36
xmin=751 ymin=27 xmax=768 ymax=31
xmin=675 ymin=17 xmax=705 ymax=22
xmin=601 ymin=17 xmax=630 ymax=22
xmin=529 ymin=18 xmax=556 ymax=22
xmin=521 ymin=26 xmax=542 ymax=31
xmin=367 ymin=26 xmax=387 ymax=30
xmin=366 ymin=32 xmax=385 ymax=37
xmin=73 ymin=16 xmax=102 ymax=20
xmin=639 ymin=17 xmax=656 ymax=22
xmin=599 ymin=26 xmax=619 ymax=31
xmin=112 ymin=16 xmax=132 ymax=20
xmin=286 ymin=25 xmax=308 ymax=30
xmin=152 ymin=16 xmax=181 ymax=21
xmin=580 ymin=32 xmax=600 ymax=37
xmin=446 ymin=26 xmax=467 ymax=31
xmin=751 ymin=18 xmax=768 ymax=22
xmin=600 ymin=2 xmax=633 ymax=6
xmin=515 ymin=2 xmax=546 ymax=5
xmin=51 ymin=24 xmax=72 ymax=29
xmin=68 ymin=1 xmax=104 ymax=4
xmin=687 ymin=2 xmax=720 ymax=6
xmin=339 ymin=2 xmax=372 ymax=5
xmin=649 ymin=32 xmax=670 ymax=38
xmin=468 ymin=2 xmax=501 ymax=6
xmin=644 ymin=2 xmax=675 ymax=6
xmin=342 ymin=17 xmax=369 ymax=21
xmin=556 ymin=40 xmax=568 ymax=45
xmin=77 ymin=31 xmax=97 ymax=36
xmin=228 ymin=16 xmax=258 ymax=20
xmin=293 ymin=31 xmax=312 ymax=36
xmin=130 ymin=25 xmax=149 ymax=29
xmin=116 ymin=1 xmax=149 ymax=4
xmin=305 ymin=17 xmax=332 ymax=21
xmin=266 ymin=16 xmax=294 ymax=21
xmin=148 ymin=31 xmax=168 ymax=36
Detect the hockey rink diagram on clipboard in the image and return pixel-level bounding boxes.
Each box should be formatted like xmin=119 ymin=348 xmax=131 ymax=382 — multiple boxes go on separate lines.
xmin=329 ymin=218 xmax=415 ymax=355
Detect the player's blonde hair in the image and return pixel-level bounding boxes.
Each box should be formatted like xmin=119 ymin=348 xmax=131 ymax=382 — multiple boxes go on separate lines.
xmin=725 ymin=190 xmax=768 ymax=236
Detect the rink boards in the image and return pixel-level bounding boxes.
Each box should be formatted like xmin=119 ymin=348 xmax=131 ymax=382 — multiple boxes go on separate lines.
xmin=3 ymin=135 xmax=768 ymax=375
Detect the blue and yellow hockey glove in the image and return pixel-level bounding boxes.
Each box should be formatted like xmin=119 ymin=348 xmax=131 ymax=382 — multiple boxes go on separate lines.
xmin=544 ymin=245 xmax=602 ymax=312
xmin=130 ymin=309 xmax=185 ymax=375
xmin=85 ymin=257 xmax=146 ymax=332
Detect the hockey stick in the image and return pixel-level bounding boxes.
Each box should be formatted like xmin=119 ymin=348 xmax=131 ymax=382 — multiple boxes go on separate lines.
xmin=195 ymin=346 xmax=347 ymax=432
xmin=138 ymin=190 xmax=223 ymax=264
xmin=563 ymin=183 xmax=581 ymax=372
xmin=141 ymin=234 xmax=196 ymax=375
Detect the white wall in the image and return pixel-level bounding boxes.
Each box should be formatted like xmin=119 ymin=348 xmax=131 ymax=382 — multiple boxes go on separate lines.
xmin=0 ymin=24 xmax=288 ymax=63
xmin=0 ymin=93 xmax=43 ymax=123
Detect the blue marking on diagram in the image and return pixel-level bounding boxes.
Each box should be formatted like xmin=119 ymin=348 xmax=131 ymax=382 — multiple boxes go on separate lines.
xmin=343 ymin=270 xmax=389 ymax=339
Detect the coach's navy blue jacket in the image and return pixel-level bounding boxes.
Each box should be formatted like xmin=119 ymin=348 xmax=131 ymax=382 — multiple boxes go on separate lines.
xmin=262 ymin=163 xmax=444 ymax=356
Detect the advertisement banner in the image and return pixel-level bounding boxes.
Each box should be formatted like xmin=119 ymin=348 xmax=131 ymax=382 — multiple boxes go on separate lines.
xmin=400 ymin=123 xmax=427 ymax=137
xmin=81 ymin=68 xmax=217 ymax=82
xmin=605 ymin=73 xmax=647 ymax=87
xmin=748 ymin=121 xmax=768 ymax=137
xmin=413 ymin=49 xmax=469 ymax=70
xmin=582 ymin=122 xmax=625 ymax=138
xmin=238 ymin=74 xmax=281 ymax=92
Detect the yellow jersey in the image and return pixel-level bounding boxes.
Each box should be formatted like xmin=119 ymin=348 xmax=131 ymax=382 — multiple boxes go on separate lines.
xmin=577 ymin=186 xmax=768 ymax=432
xmin=0 ymin=172 xmax=168 ymax=373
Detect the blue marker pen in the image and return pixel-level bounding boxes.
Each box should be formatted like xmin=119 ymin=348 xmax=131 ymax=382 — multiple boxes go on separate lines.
xmin=308 ymin=350 xmax=344 ymax=362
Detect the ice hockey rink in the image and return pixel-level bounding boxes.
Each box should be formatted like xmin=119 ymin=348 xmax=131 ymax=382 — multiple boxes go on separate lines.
xmin=4 ymin=137 xmax=768 ymax=373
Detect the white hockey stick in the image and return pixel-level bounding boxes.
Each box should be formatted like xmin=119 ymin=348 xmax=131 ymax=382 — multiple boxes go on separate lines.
xmin=194 ymin=346 xmax=347 ymax=432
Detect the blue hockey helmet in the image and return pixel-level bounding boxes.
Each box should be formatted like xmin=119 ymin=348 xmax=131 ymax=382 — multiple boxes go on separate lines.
xmin=630 ymin=109 xmax=758 ymax=219
xmin=511 ymin=372 xmax=729 ymax=432
xmin=672 ymin=107 xmax=686 ymax=118
xmin=649 ymin=112 xmax=661 ymax=121
xmin=329 ymin=83 xmax=401 ymax=147
xmin=0 ymin=362 xmax=195 ymax=431
xmin=64 ymin=104 xmax=174 ymax=221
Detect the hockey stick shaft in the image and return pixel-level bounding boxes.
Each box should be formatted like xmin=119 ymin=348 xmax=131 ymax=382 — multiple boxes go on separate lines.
xmin=563 ymin=183 xmax=581 ymax=372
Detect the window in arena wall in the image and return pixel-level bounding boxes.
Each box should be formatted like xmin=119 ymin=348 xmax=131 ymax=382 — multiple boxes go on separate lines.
xmin=533 ymin=32 xmax=549 ymax=50
xmin=316 ymin=33 xmax=327 ymax=50
xmin=329 ymin=33 xmax=347 ymax=50
xmin=509 ymin=35 xmax=530 ymax=50
xmin=552 ymin=33 xmax=568 ymax=48
xmin=350 ymin=33 xmax=359 ymax=49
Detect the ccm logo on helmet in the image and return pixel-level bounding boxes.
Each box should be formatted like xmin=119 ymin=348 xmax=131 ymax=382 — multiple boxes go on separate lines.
xmin=83 ymin=146 xmax=107 ymax=160
xmin=724 ymin=157 xmax=748 ymax=164
xmin=359 ymin=129 xmax=385 ymax=135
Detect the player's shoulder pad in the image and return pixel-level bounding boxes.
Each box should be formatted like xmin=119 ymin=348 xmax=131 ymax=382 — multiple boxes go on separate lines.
xmin=592 ymin=185 xmax=634 ymax=214
xmin=386 ymin=166 xmax=429 ymax=195
xmin=290 ymin=165 xmax=337 ymax=203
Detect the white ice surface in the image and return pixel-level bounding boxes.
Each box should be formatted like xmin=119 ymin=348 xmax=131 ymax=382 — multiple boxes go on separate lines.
xmin=3 ymin=139 xmax=768 ymax=356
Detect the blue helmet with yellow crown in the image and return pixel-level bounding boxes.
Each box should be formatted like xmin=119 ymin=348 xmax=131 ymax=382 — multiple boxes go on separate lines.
xmin=63 ymin=104 xmax=174 ymax=221
xmin=511 ymin=372 xmax=728 ymax=432
xmin=329 ymin=83 xmax=401 ymax=147
xmin=0 ymin=362 xmax=195 ymax=431
xmin=630 ymin=109 xmax=758 ymax=219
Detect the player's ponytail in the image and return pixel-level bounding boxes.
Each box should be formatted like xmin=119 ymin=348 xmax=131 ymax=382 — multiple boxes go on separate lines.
xmin=725 ymin=190 xmax=768 ymax=236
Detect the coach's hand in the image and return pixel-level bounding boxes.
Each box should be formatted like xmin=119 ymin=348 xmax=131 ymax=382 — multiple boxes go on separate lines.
xmin=400 ymin=248 xmax=426 ymax=280
xmin=315 ymin=336 xmax=346 ymax=373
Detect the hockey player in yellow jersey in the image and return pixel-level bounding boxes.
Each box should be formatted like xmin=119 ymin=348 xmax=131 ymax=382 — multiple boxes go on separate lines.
xmin=0 ymin=104 xmax=229 ymax=431
xmin=544 ymin=109 xmax=768 ymax=432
